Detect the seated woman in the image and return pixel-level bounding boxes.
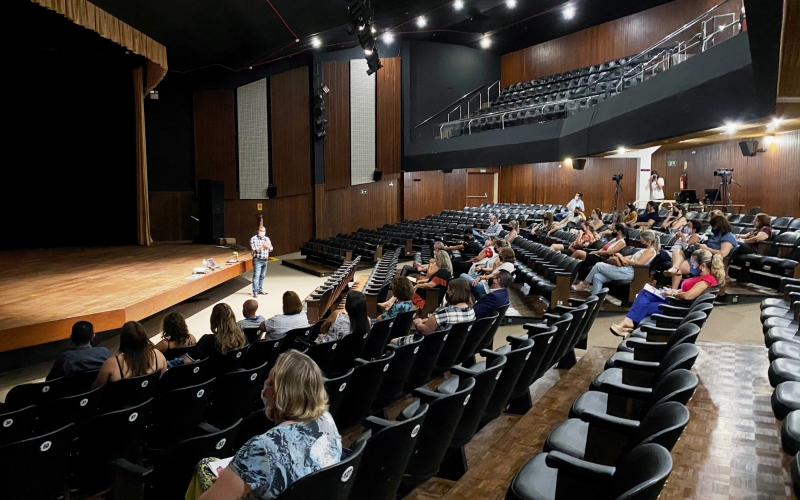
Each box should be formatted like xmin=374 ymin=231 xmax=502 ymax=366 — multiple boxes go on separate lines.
xmin=666 ymin=215 xmax=738 ymax=289
xmin=400 ymin=241 xmax=445 ymax=277
xmin=530 ymin=212 xmax=558 ymax=236
xmin=572 ymin=230 xmax=659 ymax=294
xmin=411 ymin=250 xmax=453 ymax=311
xmin=317 ymin=291 xmax=370 ymax=344
xmin=736 ymin=213 xmax=772 ymax=254
xmin=262 ymin=291 xmax=310 ymax=340
xmin=609 ymin=249 xmax=725 ymax=336
xmin=183 ymin=303 xmax=249 ymax=365
xmin=412 ymin=278 xmax=476 ymax=335
xmin=452 ymin=237 xmax=496 ymax=276
xmin=154 ymin=312 xmax=196 ymax=353
xmin=93 ymin=321 xmax=167 ymax=388
xmin=462 ymin=247 xmax=516 ymax=299
xmin=376 ymin=276 xmax=415 ymax=322
xmin=674 ymin=219 xmax=703 ymax=247
xmin=504 ymin=220 xmax=519 ymax=243
xmin=586 ymin=208 xmax=605 ymax=232
xmin=623 ymin=204 xmax=639 ymax=226
xmin=573 ymin=223 xmax=628 ymax=275
xmin=660 ymin=204 xmax=687 ymax=233
xmin=196 ymin=350 xmax=341 ymax=500
xmin=551 ymin=220 xmax=597 ymax=254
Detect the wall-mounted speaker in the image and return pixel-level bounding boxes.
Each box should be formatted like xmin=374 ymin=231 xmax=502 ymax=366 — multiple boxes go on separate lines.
xmin=572 ymin=159 xmax=587 ymax=170
xmin=738 ymin=140 xmax=758 ymax=157
xmin=267 ymin=185 xmax=278 ymax=198
xmin=442 ymin=169 xmax=453 ymax=174
xmin=197 ymin=180 xmax=225 ymax=243
xmin=373 ymin=170 xmax=383 ymax=181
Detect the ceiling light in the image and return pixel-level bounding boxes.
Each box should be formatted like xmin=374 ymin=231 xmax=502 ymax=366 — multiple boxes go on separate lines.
xmin=371 ymin=26 xmax=376 ymax=34
xmin=563 ymin=4 xmax=576 ymax=19
xmin=762 ymin=135 xmax=776 ymax=147
xmin=724 ymin=121 xmax=739 ymax=134
xmin=454 ymin=0 xmax=464 ymax=10
xmin=480 ymin=36 xmax=491 ymax=49
xmin=382 ymin=32 xmax=395 ymax=44
xmin=768 ymin=117 xmax=783 ymax=131
xmin=617 ymin=146 xmax=626 ymax=154
xmin=506 ymin=0 xmax=517 ymax=8
xmin=416 ymin=16 xmax=427 ymax=28
xmin=364 ymin=48 xmax=373 ymax=55
xmin=311 ymin=38 xmax=322 ymax=48
xmin=564 ymin=157 xmax=573 ymax=165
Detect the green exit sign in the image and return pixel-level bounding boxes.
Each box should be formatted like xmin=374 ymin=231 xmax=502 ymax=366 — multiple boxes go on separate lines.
xmin=667 ymin=160 xmax=677 ymax=166
xmin=480 ymin=168 xmax=487 ymax=173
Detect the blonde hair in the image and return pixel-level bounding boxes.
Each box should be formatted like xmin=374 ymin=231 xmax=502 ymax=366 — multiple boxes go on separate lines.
xmin=692 ymin=249 xmax=726 ymax=285
xmin=640 ymin=230 xmax=661 ymax=252
xmin=270 ymin=351 xmax=328 ymax=423
xmin=209 ymin=303 xmax=247 ymax=354
xmin=434 ymin=249 xmax=453 ymax=274
xmin=508 ymin=220 xmax=519 ymax=231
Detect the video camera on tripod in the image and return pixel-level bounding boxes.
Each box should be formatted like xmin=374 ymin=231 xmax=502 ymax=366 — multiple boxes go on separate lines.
xmin=713 ymin=169 xmax=734 ymax=177
xmin=612 ymin=173 xmax=624 ymax=182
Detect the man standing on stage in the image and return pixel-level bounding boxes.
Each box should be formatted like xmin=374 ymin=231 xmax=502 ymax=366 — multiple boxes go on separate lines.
xmin=250 ymin=226 xmax=273 ymax=298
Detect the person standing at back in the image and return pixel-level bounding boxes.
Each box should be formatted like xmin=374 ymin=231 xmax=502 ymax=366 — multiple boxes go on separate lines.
xmin=649 ymin=171 xmax=665 ymax=201
xmin=47 ymin=321 xmax=110 ymax=380
xmin=250 ymin=226 xmax=273 ymax=298
xmin=556 ymin=193 xmax=584 ymax=221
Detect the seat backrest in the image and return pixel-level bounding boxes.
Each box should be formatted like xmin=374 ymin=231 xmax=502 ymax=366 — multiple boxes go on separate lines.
xmin=335 ymin=352 xmax=395 ymax=431
xmin=626 ymin=402 xmax=690 ymax=456
xmin=435 ymin=320 xmax=476 ymax=371
xmin=145 ymin=377 xmax=215 ymax=447
xmin=350 ymin=403 xmax=428 ymax=500
xmin=241 ymin=327 xmax=262 ymax=345
xmin=481 ymin=339 xmax=535 ymax=425
xmin=36 ymin=384 xmax=104 ymax=434
xmin=555 ymin=304 xmax=588 ymax=362
xmin=448 ymin=355 xmax=507 ymax=449
xmin=163 ymin=344 xmax=194 ymax=361
xmin=243 ymin=335 xmax=286 ymax=369
xmin=536 ymin=313 xmax=573 ymax=378
xmin=363 ymin=319 xmax=393 ymax=360
xmin=374 ymin=335 xmax=424 ymax=409
xmin=477 ymin=303 xmax=510 ymax=353
xmin=205 ymin=362 xmax=269 ymax=428
xmin=389 ymin=309 xmax=418 ymax=340
xmin=207 ymin=345 xmax=249 ymax=377
xmin=100 ymin=370 xmax=161 ymax=413
xmin=0 ymin=405 xmax=36 ymax=447
xmin=679 ymin=311 xmax=709 ymax=330
xmin=654 ymin=344 xmax=700 ymax=381
xmin=405 ymin=325 xmax=452 ymax=390
xmin=603 ymin=443 xmax=673 ymax=500
xmin=457 ymin=312 xmax=498 ymax=366
xmin=281 ymin=326 xmax=315 ymax=353
xmin=306 ymin=339 xmax=340 ymax=376
xmin=330 ymin=328 xmax=371 ymax=376
xmin=4 ymin=377 xmax=73 ymax=410
xmin=276 ymin=437 xmax=366 ymax=500
xmin=664 ymin=323 xmax=701 ymax=350
xmin=324 ymin=368 xmax=355 ymax=420
xmin=509 ymin=327 xmax=556 ymax=400
xmin=71 ymin=398 xmax=154 ymax=492
xmin=645 ymin=369 xmax=698 ymax=412
xmin=157 ymin=357 xmax=209 ymax=393
xmin=0 ymin=423 xmax=75 ymax=500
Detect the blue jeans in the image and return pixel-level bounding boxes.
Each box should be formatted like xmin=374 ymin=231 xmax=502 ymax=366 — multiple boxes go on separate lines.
xmin=584 ymin=263 xmax=634 ymax=295
xmin=626 ymin=290 xmax=667 ymax=324
xmin=253 ymin=258 xmax=268 ymax=293
xmin=460 ymin=272 xmax=488 ymax=298
xmin=555 ymin=212 xmax=568 ymax=221
xmin=472 ymin=229 xmax=487 ymax=243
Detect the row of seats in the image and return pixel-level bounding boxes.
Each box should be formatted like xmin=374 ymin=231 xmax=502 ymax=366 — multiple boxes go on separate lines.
xmin=305 ymin=258 xmax=360 ymax=324
xmin=759 ymin=280 xmax=799 ymax=497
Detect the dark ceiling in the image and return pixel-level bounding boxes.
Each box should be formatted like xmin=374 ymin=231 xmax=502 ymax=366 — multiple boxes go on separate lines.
xmin=88 ymin=0 xmax=675 ymax=72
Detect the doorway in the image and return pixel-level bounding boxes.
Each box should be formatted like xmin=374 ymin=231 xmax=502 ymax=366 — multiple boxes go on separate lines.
xmin=466 ymin=171 xmax=498 ymax=207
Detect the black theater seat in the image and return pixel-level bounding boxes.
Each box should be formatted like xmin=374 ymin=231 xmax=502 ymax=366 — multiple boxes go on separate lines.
xmin=772 ymin=382 xmax=800 ymax=421
xmin=605 ymin=323 xmax=700 ymax=370
xmin=782 ymin=411 xmax=799 ymax=456
xmin=769 ymin=341 xmax=800 ymax=362
xmin=765 ymin=327 xmax=800 ymax=347
xmin=769 ymin=358 xmax=800 ymax=387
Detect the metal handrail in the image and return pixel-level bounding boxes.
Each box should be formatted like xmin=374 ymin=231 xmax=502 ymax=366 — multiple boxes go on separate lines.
xmin=412 ymin=83 xmax=488 ymax=129
xmin=436 ymin=0 xmax=740 ymax=138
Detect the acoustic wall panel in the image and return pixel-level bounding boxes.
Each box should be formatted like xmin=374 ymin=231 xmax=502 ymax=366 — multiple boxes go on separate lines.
xmin=350 ymin=59 xmax=376 ymax=185
xmin=236 ymin=78 xmax=270 ymax=199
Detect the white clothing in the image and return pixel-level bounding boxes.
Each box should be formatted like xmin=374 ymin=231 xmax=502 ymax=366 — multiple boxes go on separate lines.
xmin=567 ymin=199 xmax=585 ymax=212
xmin=650 ymin=178 xmax=665 ymax=200
xmin=264 ymin=313 xmax=311 ymax=340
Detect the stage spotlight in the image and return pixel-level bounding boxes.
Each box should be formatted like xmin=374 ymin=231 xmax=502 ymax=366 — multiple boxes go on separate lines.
xmin=346 ymin=0 xmax=382 ymax=75
xmin=417 ymin=16 xmax=427 ymax=28
xmin=564 ymin=157 xmax=573 ymax=166
xmin=480 ymin=36 xmax=491 ymax=49
xmin=617 ymin=146 xmax=626 ymax=154
xmin=762 ymin=135 xmax=775 ymax=147
xmin=311 ymin=38 xmax=322 ymax=48
xmin=382 ymin=32 xmax=395 ymax=44
xmin=454 ymin=0 xmax=464 ymax=10
xmin=563 ymin=4 xmax=576 ymax=19
xmin=506 ymin=0 xmax=517 ymax=8
xmin=724 ymin=121 xmax=739 ymax=134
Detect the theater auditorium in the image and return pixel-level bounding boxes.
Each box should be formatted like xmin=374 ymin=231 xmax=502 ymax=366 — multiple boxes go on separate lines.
xmin=1 ymin=0 xmax=799 ymax=499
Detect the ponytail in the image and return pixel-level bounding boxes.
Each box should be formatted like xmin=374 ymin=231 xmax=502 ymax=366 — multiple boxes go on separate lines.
xmin=710 ymin=254 xmax=726 ymax=285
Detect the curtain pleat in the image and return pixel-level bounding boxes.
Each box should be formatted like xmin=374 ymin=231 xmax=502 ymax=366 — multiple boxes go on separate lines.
xmin=133 ymin=67 xmax=152 ymax=246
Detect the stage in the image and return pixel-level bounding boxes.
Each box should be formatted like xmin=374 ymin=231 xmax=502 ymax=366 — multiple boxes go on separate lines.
xmin=0 ymin=243 xmax=253 ymax=353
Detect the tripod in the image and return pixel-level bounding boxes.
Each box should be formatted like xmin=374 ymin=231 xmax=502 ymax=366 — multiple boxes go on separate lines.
xmin=711 ymin=175 xmax=735 ymax=212
xmin=611 ymin=180 xmax=625 ymax=213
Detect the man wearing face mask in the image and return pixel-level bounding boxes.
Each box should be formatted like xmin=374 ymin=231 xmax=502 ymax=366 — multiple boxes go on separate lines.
xmin=250 ymin=226 xmax=273 ymax=298
xmin=556 ymin=193 xmax=584 ymax=221
xmin=473 ymin=270 xmax=512 ymax=319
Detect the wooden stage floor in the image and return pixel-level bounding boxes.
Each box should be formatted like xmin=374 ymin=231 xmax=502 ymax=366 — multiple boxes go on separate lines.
xmin=0 ymin=243 xmax=253 ymax=352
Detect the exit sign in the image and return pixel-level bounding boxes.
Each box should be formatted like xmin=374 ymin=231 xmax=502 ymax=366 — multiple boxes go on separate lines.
xmin=360 ymin=189 xmax=368 ymax=194
xmin=480 ymin=168 xmax=487 ymax=173
xmin=667 ymin=160 xmax=677 ymax=166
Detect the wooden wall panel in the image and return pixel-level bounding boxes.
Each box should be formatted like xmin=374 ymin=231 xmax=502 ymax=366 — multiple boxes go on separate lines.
xmin=651 ymin=131 xmax=800 ymax=217
xmin=193 ymin=90 xmax=237 ymax=199
xmin=314 ymin=175 xmax=402 ymax=239
xmin=403 ymin=170 xmax=469 ymax=220
xmin=500 ymin=0 xmax=729 ymax=87
xmin=323 ymin=61 xmax=351 ymax=190
xmin=377 ymin=57 xmax=402 ymax=176
xmin=224 ymin=194 xmax=314 ymax=256
xmin=499 ymin=159 xmax=638 ymax=213
xmin=270 ymin=67 xmax=312 ymax=197
xmin=149 ymin=191 xmax=196 ymax=242
xmin=779 ymin=0 xmax=799 ymax=98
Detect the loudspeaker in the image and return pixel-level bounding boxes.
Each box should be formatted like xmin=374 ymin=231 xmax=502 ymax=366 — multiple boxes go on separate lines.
xmin=739 ymin=140 xmax=758 ymax=157
xmin=442 ymin=169 xmax=453 ymax=174
xmin=198 ymin=180 xmax=224 ymax=243
xmin=267 ymin=185 xmax=278 ymax=198
xmin=572 ymin=159 xmax=587 ymax=170
xmin=199 ymin=212 xmax=225 ymax=243
xmin=373 ymin=170 xmax=383 ymax=181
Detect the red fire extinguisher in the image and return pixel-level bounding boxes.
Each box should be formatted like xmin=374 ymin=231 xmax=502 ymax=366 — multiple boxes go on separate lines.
xmin=679 ymin=172 xmax=688 ymax=190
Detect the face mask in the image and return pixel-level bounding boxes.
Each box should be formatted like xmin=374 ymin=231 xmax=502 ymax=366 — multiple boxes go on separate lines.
xmin=258 ymin=231 xmax=266 ymax=237
xmin=712 ymin=229 xmax=720 ymax=236
xmin=689 ymin=263 xmax=701 ymax=276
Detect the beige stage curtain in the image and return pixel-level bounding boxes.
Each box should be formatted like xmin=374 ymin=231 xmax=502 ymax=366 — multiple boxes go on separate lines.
xmin=133 ymin=66 xmax=152 ymax=246
xmin=30 ymin=0 xmax=168 ymax=91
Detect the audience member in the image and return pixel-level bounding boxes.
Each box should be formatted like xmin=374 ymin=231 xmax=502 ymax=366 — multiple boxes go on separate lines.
xmin=736 ymin=213 xmax=772 ymax=254
xmin=444 ymin=230 xmax=482 ymax=257
xmin=376 ymin=276 xmax=415 ymax=322
xmin=660 ymin=204 xmax=687 ymax=233
xmin=262 ymin=291 xmax=311 ymax=340
xmin=183 ymin=303 xmax=248 ymax=365
xmin=401 ymin=241 xmax=446 ymax=278
xmin=411 ymin=250 xmax=453 ymax=310
xmin=587 ymin=208 xmax=605 ymax=232
xmin=461 ymin=246 xmax=516 ymax=299
xmin=473 ymin=270 xmax=512 ymax=320
xmin=453 ymin=237 xmax=494 ymax=276
xmin=47 ymin=321 xmax=110 ymax=380
xmin=666 ymin=215 xmax=737 ymax=288
xmin=572 ymin=230 xmax=659 ymax=294
xmin=317 ymin=291 xmax=370 ymax=344
xmin=623 ymin=204 xmax=639 ymax=225
xmin=93 ymin=321 xmax=166 ymax=388
xmin=556 ymin=193 xmax=584 ymax=221
xmin=237 ymin=299 xmax=265 ymax=344
xmin=412 ymin=279 xmax=476 ymax=335
xmin=530 ymin=212 xmax=557 ymax=236
xmin=504 ymin=220 xmax=519 ymax=242
xmin=555 ymin=207 xmax=585 ymax=231
xmin=154 ymin=312 xmax=197 ymax=354
xmin=610 ymin=249 xmax=724 ymax=336
xmin=632 ymin=201 xmax=659 ymax=228
xmin=573 ymin=223 xmax=627 ymax=270
xmin=193 ymin=350 xmax=341 ymax=500
xmin=551 ymin=220 xmax=597 ymax=254
xmin=474 ymin=214 xmax=502 ymax=242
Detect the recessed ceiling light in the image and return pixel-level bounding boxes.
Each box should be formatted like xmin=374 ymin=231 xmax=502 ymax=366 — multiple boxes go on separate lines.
xmin=416 ymin=16 xmax=427 ymax=28
xmin=564 ymin=157 xmax=573 ymax=165
xmin=563 ymin=4 xmax=576 ymax=19
xmin=506 ymin=0 xmax=517 ymax=8
xmin=617 ymin=146 xmax=626 ymax=154
xmin=382 ymin=32 xmax=395 ymax=44
xmin=311 ymin=38 xmax=322 ymax=48
xmin=454 ymin=0 xmax=464 ymax=10
xmin=371 ymin=26 xmax=377 ymax=34
xmin=480 ymin=36 xmax=491 ymax=49
xmin=724 ymin=122 xmax=739 ymax=134
xmin=762 ymin=135 xmax=776 ymax=147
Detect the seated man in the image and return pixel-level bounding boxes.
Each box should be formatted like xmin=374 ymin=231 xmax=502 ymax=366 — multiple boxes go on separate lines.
xmin=555 ymin=193 xmax=584 ymax=221
xmin=47 ymin=321 xmax=110 ymax=380
xmin=237 ymin=299 xmax=266 ymax=344
xmin=631 ymin=201 xmax=659 ymax=229
xmin=473 ymin=214 xmax=502 ymax=243
xmin=444 ymin=230 xmax=483 ymax=259
xmin=473 ymin=270 xmax=512 ymax=319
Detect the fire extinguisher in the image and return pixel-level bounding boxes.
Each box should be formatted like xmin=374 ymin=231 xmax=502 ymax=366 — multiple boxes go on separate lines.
xmin=679 ymin=172 xmax=687 ymax=190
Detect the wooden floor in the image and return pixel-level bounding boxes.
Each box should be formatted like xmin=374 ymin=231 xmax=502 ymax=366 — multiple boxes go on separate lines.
xmin=0 ymin=243 xmax=252 ymax=352
xmin=393 ymin=343 xmax=795 ymax=500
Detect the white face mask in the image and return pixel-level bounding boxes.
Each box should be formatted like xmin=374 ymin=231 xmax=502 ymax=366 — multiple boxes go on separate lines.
xmin=258 ymin=231 xmax=266 ymax=237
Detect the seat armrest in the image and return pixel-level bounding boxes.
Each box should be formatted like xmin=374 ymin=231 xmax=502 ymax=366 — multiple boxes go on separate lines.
xmin=363 ymin=415 xmax=398 ymax=431
xmin=451 ymin=365 xmax=481 ymax=377
xmin=522 ymin=322 xmax=549 ymax=334
xmin=111 ymin=458 xmax=151 ymax=500
xmin=594 ymin=379 xmax=653 ymax=399
xmin=544 ymin=451 xmax=616 ymax=479
xmin=615 ymin=358 xmax=660 ymax=372
xmin=650 ymin=313 xmax=682 ymax=326
xmin=656 ymin=304 xmax=690 ymax=316
xmin=580 ymin=410 xmax=640 ymax=435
